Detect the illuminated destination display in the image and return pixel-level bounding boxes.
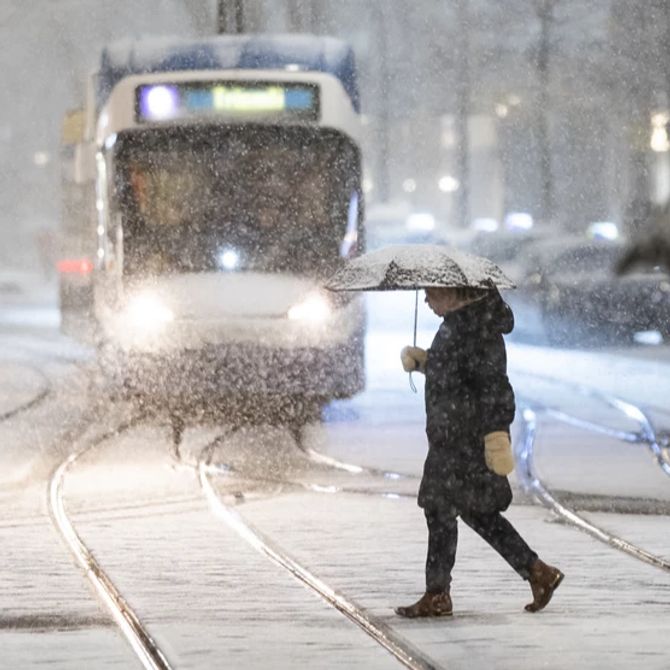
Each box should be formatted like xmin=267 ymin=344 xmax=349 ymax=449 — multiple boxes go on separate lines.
xmin=136 ymin=81 xmax=320 ymax=123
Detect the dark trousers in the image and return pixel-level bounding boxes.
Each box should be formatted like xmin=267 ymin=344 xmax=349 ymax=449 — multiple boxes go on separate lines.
xmin=424 ymin=507 xmax=538 ymax=593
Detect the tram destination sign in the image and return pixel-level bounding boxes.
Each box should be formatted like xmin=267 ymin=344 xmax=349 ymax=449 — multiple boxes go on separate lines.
xmin=135 ymin=81 xmax=320 ymax=124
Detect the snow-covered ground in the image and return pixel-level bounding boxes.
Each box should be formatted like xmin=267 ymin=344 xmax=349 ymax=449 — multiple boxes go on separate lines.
xmin=0 ymin=280 xmax=669 ymax=668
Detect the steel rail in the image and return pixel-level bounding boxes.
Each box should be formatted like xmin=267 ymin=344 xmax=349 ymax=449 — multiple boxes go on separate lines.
xmin=295 ymin=435 xmax=416 ymax=481
xmin=514 ymin=369 xmax=670 ymax=476
xmin=198 ymin=442 xmax=441 ymax=670
xmin=516 ymin=404 xmax=670 ymax=573
xmin=540 ymin=407 xmax=641 ymax=443
xmin=48 ymin=417 xmax=173 ymax=670
xmin=202 ymin=459 xmax=415 ymax=501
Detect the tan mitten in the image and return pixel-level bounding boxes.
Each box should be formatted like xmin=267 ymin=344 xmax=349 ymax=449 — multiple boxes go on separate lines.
xmin=484 ymin=431 xmax=515 ymax=475
xmin=400 ymin=346 xmax=427 ymax=373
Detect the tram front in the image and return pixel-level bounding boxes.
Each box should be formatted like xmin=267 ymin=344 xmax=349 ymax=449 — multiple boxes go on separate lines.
xmin=93 ymin=71 xmax=365 ymax=409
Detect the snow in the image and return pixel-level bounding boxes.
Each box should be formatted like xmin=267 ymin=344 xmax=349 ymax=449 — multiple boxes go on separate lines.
xmin=240 ymin=492 xmax=670 ymax=670
xmin=1 ymin=288 xmax=670 ymax=667
xmin=326 ymin=244 xmax=516 ymax=291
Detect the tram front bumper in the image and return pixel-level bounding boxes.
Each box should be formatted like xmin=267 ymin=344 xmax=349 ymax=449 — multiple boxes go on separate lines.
xmin=101 ymin=340 xmax=365 ymax=401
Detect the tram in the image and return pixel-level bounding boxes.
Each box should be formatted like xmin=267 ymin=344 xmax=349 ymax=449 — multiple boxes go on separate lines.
xmin=59 ymin=34 xmax=366 ymax=409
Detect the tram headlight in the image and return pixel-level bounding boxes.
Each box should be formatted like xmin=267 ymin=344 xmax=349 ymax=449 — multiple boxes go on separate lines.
xmin=218 ymin=247 xmax=240 ymax=271
xmin=123 ymin=291 xmax=174 ymax=333
xmin=287 ymin=293 xmax=332 ymax=323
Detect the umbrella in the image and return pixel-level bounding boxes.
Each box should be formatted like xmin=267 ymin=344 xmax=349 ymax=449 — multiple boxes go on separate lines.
xmin=324 ymin=244 xmax=515 ymax=391
xmin=325 ymin=244 xmax=515 ymax=292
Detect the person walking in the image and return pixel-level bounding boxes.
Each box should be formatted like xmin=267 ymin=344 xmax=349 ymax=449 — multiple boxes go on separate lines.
xmin=395 ymin=285 xmax=563 ymax=618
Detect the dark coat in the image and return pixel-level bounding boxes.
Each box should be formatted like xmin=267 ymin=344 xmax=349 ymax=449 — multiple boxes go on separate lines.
xmin=418 ymin=290 xmax=516 ymax=516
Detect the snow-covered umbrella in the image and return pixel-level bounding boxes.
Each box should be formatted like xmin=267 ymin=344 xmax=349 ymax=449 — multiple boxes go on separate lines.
xmin=325 ymin=244 xmax=515 ymax=292
xmin=324 ymin=244 xmax=515 ymax=390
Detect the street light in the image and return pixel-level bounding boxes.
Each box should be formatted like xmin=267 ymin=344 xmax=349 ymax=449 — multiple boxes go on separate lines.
xmin=651 ymin=112 xmax=670 ymax=153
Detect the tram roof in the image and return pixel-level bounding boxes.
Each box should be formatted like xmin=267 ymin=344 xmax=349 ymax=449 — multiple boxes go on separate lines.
xmin=98 ymin=34 xmax=360 ymax=112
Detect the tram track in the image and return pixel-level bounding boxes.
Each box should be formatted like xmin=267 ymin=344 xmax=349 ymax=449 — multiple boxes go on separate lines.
xmin=509 ymin=370 xmax=670 ymax=570
xmin=200 ymin=374 xmax=670 ymax=582
xmin=47 ymin=414 xmax=174 ymax=670
xmin=515 ymin=403 xmax=670 ymax=572
xmin=49 ymin=413 xmax=423 ymax=670
xmin=43 ymin=366 xmax=670 ymax=669
xmin=197 ymin=437 xmax=442 ymax=670
xmin=514 ymin=370 xmax=670 ymax=476
xmin=50 ymin=413 xmax=440 ymax=669
xmin=201 ymin=457 xmax=417 ymax=501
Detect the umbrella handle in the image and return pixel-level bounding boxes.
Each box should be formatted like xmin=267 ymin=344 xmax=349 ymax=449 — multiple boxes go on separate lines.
xmin=409 ymin=372 xmax=417 ymax=393
xmin=413 ymin=289 xmax=418 ymax=347
xmin=409 ymin=288 xmax=419 ymax=393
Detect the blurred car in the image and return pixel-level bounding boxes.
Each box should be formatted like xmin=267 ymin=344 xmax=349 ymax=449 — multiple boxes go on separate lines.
xmin=516 ymin=238 xmax=670 ymax=345
xmin=467 ymin=228 xmax=554 ymax=283
xmin=365 ymin=203 xmax=449 ymax=250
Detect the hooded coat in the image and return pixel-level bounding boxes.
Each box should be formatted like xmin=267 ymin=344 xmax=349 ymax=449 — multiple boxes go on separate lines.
xmin=418 ymin=290 xmax=516 ymax=515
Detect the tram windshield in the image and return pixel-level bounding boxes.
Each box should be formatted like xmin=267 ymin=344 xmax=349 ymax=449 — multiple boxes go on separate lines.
xmin=112 ymin=126 xmax=360 ymax=277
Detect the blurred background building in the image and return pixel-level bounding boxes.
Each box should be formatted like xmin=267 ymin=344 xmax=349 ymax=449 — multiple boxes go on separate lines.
xmin=1 ymin=0 xmax=669 ymax=271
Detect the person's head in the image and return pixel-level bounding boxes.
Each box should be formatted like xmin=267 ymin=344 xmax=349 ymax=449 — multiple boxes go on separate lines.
xmin=424 ymin=286 xmax=489 ymax=317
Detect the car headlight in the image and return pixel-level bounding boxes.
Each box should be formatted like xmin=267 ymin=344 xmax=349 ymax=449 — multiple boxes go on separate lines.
xmin=123 ymin=291 xmax=174 ymax=333
xmin=287 ymin=293 xmax=332 ymax=323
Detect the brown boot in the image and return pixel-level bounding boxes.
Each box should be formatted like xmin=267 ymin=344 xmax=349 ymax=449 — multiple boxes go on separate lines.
xmin=525 ymin=559 xmax=564 ymax=612
xmin=395 ymin=591 xmax=453 ymax=618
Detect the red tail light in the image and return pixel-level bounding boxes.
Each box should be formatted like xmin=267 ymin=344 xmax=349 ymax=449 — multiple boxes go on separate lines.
xmin=57 ymin=258 xmax=93 ymax=275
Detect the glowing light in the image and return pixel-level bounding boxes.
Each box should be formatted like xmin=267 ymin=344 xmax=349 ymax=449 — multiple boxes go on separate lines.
xmin=218 ymin=248 xmax=240 ymax=271
xmin=123 ymin=291 xmax=174 ymax=333
xmin=402 ymin=178 xmax=417 ymax=193
xmin=340 ymin=191 xmax=359 ymax=257
xmin=651 ymin=113 xmax=670 ymax=152
xmin=504 ymin=211 xmax=533 ymax=230
xmin=104 ymin=133 xmax=117 ymax=150
xmin=362 ymin=178 xmax=374 ymax=194
xmin=56 ymin=258 xmax=93 ymax=275
xmin=141 ymin=85 xmax=179 ymax=120
xmin=634 ymin=330 xmax=663 ymax=345
xmin=651 ymin=126 xmax=670 ymax=152
xmin=587 ymin=221 xmax=619 ymax=241
xmin=33 ymin=151 xmax=50 ymax=167
xmin=438 ymin=175 xmax=460 ymax=193
xmin=212 ymin=85 xmax=284 ymax=112
xmin=288 ymin=293 xmax=331 ymax=323
xmin=137 ymin=82 xmax=317 ymax=123
xmin=495 ymin=103 xmax=509 ymax=118
xmin=472 ymin=218 xmax=499 ymax=233
xmin=406 ymin=212 xmax=435 ymax=232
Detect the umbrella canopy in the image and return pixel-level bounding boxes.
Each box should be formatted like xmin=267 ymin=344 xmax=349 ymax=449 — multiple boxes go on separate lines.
xmin=324 ymin=244 xmax=515 ymax=292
